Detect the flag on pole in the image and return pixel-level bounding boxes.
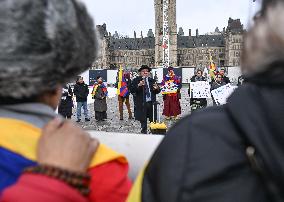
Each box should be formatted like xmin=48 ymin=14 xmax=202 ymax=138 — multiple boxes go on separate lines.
xmin=117 ymin=65 xmax=123 ymax=95
xmin=116 ymin=65 xmax=129 ymax=97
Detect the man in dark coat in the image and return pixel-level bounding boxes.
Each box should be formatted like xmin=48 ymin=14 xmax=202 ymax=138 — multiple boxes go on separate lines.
xmin=219 ymin=68 xmax=231 ymax=84
xmin=128 ymin=1 xmax=284 ymax=201
xmin=73 ymin=76 xmax=90 ymax=122
xmin=130 ymin=65 xmax=160 ymax=134
xmin=188 ymin=69 xmax=208 ymax=110
xmin=58 ymin=84 xmax=73 ymax=119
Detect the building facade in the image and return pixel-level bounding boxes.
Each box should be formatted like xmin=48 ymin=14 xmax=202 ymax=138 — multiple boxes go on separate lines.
xmin=93 ymin=0 xmax=244 ymax=70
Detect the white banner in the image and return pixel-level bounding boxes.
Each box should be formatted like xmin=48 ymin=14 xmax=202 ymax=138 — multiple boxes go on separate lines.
xmin=189 ymin=81 xmax=211 ymax=98
xmin=211 ymin=84 xmax=238 ymax=105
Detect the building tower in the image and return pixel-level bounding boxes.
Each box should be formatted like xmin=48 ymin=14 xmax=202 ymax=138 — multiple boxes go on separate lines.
xmin=154 ymin=0 xmax=177 ymax=67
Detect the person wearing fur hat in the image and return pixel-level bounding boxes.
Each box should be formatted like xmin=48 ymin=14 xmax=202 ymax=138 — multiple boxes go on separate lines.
xmin=0 ymin=0 xmax=131 ymax=201
xmin=161 ymin=67 xmax=181 ymax=120
xmin=130 ymin=65 xmax=161 ymax=134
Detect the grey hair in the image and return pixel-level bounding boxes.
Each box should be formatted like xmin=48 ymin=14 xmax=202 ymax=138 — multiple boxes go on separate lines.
xmin=0 ymin=0 xmax=98 ymax=99
xmin=242 ymin=2 xmax=284 ymax=75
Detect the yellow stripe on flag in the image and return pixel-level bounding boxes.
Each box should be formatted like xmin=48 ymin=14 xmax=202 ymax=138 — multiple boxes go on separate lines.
xmin=117 ymin=65 xmax=123 ymax=95
xmin=0 ymin=118 xmax=127 ymax=167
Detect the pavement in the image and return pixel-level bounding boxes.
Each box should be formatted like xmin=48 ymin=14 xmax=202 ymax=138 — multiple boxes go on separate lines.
xmin=72 ymin=88 xmax=213 ymax=134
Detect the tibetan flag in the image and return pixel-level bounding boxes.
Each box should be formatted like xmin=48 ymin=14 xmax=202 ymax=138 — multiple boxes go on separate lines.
xmin=120 ymin=76 xmax=129 ymax=97
xmin=209 ymin=54 xmax=216 ymax=80
xmin=117 ymin=65 xmax=123 ymax=95
xmin=117 ymin=65 xmax=129 ymax=98
xmin=0 ymin=118 xmax=131 ymax=202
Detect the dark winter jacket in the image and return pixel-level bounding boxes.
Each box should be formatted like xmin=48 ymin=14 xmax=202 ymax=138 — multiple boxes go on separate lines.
xmin=210 ymin=80 xmax=226 ymax=91
xmin=222 ymin=75 xmax=231 ymax=84
xmin=130 ymin=76 xmax=160 ymax=121
xmin=58 ymin=84 xmax=73 ymax=117
xmin=141 ymin=80 xmax=284 ymax=202
xmin=238 ymin=75 xmax=246 ymax=86
xmin=73 ymin=82 xmax=89 ymax=102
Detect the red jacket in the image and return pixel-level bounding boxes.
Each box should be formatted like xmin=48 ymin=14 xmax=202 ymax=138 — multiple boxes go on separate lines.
xmin=0 ymin=118 xmax=132 ymax=202
xmin=1 ymin=174 xmax=88 ymax=202
xmin=1 ymin=162 xmax=131 ymax=202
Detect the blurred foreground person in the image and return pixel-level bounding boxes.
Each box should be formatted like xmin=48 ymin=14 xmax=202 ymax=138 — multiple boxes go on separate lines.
xmin=128 ymin=1 xmax=284 ymax=201
xmin=0 ymin=1 xmax=131 ymax=201
xmin=1 ymin=119 xmax=99 ymax=202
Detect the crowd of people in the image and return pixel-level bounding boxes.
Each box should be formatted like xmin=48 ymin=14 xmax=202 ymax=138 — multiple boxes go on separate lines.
xmin=1 ymin=0 xmax=284 ymax=202
xmin=58 ymin=65 xmax=234 ymax=134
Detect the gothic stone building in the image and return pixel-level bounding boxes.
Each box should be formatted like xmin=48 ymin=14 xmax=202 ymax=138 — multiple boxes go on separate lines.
xmin=93 ymin=18 xmax=244 ymax=70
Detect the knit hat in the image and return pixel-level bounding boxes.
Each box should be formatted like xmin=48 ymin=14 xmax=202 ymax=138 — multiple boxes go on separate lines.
xmin=167 ymin=66 xmax=174 ymax=71
xmin=0 ymin=0 xmax=98 ymax=99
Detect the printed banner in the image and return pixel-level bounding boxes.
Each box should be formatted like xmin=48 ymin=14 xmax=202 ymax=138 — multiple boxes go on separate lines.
xmin=189 ymin=81 xmax=211 ymax=98
xmin=211 ymin=84 xmax=238 ymax=105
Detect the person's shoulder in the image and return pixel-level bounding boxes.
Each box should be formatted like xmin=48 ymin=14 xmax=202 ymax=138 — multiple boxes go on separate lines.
xmin=167 ymin=106 xmax=230 ymax=139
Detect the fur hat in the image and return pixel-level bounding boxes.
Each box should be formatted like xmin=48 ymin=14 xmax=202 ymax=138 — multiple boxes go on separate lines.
xmin=0 ymin=0 xmax=98 ymax=99
xmin=138 ymin=65 xmax=151 ymax=72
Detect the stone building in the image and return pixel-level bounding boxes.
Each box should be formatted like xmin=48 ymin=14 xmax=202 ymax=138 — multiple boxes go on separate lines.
xmin=92 ymin=0 xmax=244 ymax=70
xmin=224 ymin=18 xmax=244 ymax=66
xmin=92 ymin=17 xmax=244 ymax=70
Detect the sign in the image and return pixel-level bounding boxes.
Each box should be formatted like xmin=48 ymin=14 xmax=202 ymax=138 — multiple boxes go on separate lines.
xmin=211 ymin=84 xmax=238 ymax=105
xmin=189 ymin=81 xmax=211 ymax=98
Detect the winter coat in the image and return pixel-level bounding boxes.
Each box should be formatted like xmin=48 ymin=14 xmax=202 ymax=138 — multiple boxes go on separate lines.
xmin=73 ymin=82 xmax=89 ymax=102
xmin=129 ymin=79 xmax=284 ymax=202
xmin=222 ymin=75 xmax=231 ymax=84
xmin=1 ymin=174 xmax=87 ymax=202
xmin=58 ymin=84 xmax=73 ymax=117
xmin=210 ymin=80 xmax=226 ymax=91
xmin=93 ymin=86 xmax=107 ymax=112
xmin=0 ymin=104 xmax=132 ymax=202
xmin=130 ymin=76 xmax=160 ymax=121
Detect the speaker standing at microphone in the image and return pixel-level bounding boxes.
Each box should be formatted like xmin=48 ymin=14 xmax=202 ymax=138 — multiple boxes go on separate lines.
xmin=130 ymin=65 xmax=161 ymax=134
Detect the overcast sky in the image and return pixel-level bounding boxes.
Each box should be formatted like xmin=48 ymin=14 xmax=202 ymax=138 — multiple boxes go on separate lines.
xmin=80 ymin=0 xmax=260 ymax=37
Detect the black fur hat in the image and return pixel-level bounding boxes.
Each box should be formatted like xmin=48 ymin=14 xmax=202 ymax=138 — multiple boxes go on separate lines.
xmin=138 ymin=65 xmax=151 ymax=72
xmin=0 ymin=0 xmax=98 ymax=99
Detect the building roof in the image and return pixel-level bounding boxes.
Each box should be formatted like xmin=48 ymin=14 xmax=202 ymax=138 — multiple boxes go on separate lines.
xmin=109 ymin=37 xmax=155 ymax=50
xmin=177 ymin=35 xmax=225 ymax=48
xmin=109 ymin=34 xmax=225 ymax=51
